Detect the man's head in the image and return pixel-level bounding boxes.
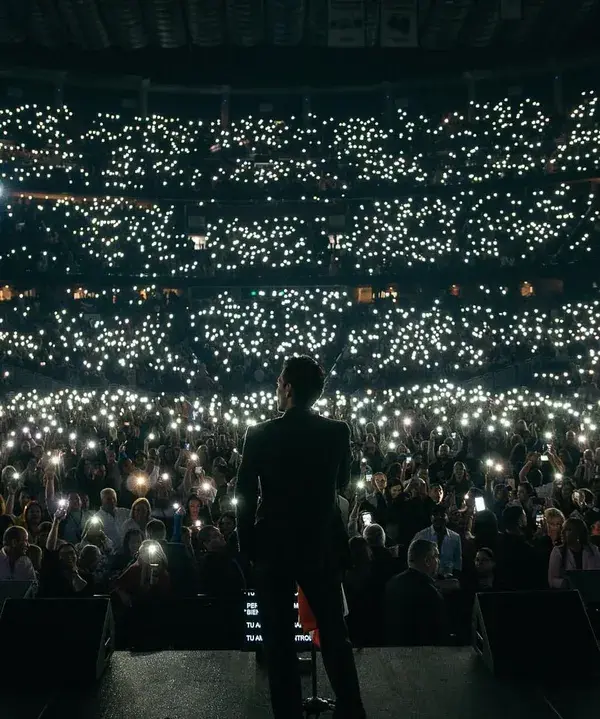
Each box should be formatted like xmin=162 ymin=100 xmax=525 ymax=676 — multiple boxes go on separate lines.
xmin=438 ymin=444 xmax=450 ymax=460
xmin=100 ymin=488 xmax=117 ymax=511
xmin=276 ymin=355 xmax=324 ymax=412
xmin=218 ymin=511 xmax=236 ymax=538
xmin=68 ymin=492 xmax=81 ymax=512
xmin=372 ymin=473 xmax=387 ymax=493
xmin=390 ymin=483 xmax=403 ymax=500
xmin=3 ymin=525 xmax=28 ymax=558
xmin=429 ymin=484 xmax=443 ymax=504
xmin=146 ymin=519 xmax=167 ymax=541
xmin=407 ymin=539 xmax=439 ymax=577
xmin=79 ymin=544 xmax=101 ymax=572
xmin=362 ymin=523 xmax=385 ymax=548
xmin=407 ymin=477 xmax=426 ymax=499
xmin=431 ymin=505 xmax=448 ymax=532
xmin=197 ymin=525 xmax=226 ymax=553
xmin=474 ymin=547 xmax=495 ymax=577
xmin=58 ymin=542 xmax=78 ymax=572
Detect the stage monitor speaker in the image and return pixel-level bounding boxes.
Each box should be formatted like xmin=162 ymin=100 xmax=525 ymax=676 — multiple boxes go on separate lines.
xmin=0 ymin=597 xmax=114 ymax=685
xmin=567 ymin=570 xmax=600 ymax=604
xmin=0 ymin=580 xmax=35 ymax=602
xmin=473 ymin=590 xmax=599 ymax=678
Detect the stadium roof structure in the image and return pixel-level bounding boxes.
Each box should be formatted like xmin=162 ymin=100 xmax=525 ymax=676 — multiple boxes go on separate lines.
xmin=0 ymin=0 xmax=599 ymax=88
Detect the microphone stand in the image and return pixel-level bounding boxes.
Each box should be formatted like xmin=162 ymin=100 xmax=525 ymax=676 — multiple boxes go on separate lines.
xmin=301 ymin=641 xmax=335 ymax=718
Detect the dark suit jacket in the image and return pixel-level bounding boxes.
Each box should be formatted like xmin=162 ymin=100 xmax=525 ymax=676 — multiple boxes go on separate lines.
xmin=384 ymin=568 xmax=447 ymax=646
xmin=236 ymin=406 xmax=351 ymax=564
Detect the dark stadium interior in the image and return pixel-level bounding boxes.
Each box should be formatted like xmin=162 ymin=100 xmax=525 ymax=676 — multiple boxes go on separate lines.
xmin=2 ymin=2 xmax=600 ymax=719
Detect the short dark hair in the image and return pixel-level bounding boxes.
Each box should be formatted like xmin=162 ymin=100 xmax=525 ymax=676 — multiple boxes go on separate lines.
xmin=281 ymin=355 xmax=325 ymax=407
xmin=431 ymin=504 xmax=448 ymax=519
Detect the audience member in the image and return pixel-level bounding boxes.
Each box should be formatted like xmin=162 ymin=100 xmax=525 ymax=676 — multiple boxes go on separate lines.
xmin=384 ymin=539 xmax=447 ymax=646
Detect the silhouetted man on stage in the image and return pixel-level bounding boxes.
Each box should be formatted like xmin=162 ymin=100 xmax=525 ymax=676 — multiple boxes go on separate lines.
xmin=236 ymin=355 xmax=366 ymax=719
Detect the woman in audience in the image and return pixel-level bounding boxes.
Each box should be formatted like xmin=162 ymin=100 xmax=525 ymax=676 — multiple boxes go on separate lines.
xmin=78 ymin=544 xmax=105 ymax=593
xmin=40 ymin=506 xmax=94 ymax=597
xmin=121 ymin=497 xmax=151 ymax=540
xmin=110 ymin=527 xmax=144 ymax=578
xmin=177 ymin=494 xmax=213 ymax=537
xmin=552 ymin=478 xmax=577 ymax=518
xmin=113 ymin=539 xmax=171 ymax=607
xmin=548 ymin=517 xmax=600 ymax=588
xmin=446 ymin=462 xmax=471 ymax=508
xmin=15 ymin=500 xmax=45 ymax=546
xmin=534 ymin=507 xmax=565 ymax=566
xmin=76 ymin=516 xmax=114 ymax=564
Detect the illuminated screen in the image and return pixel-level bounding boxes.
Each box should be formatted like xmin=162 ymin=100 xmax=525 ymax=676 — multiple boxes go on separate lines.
xmin=242 ymin=590 xmax=312 ymax=650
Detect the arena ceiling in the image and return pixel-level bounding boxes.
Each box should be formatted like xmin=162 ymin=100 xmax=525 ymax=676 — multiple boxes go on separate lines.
xmin=0 ymin=0 xmax=598 ymax=86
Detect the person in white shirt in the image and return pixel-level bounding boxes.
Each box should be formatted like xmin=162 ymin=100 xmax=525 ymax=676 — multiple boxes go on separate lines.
xmin=0 ymin=525 xmax=37 ymax=582
xmin=412 ymin=505 xmax=462 ymax=577
xmin=96 ymin=488 xmax=130 ymax=547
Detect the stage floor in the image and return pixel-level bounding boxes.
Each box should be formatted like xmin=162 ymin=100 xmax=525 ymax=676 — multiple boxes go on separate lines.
xmin=7 ymin=647 xmax=598 ymax=719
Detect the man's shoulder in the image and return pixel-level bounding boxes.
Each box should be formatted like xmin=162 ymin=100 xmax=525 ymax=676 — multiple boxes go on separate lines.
xmin=448 ymin=528 xmax=461 ymax=541
xmin=413 ymin=527 xmax=432 ymax=540
xmin=246 ymin=416 xmax=281 ymax=437
xmin=250 ymin=413 xmax=348 ymax=435
xmin=313 ymin=414 xmax=350 ymax=434
xmin=387 ymin=568 xmax=427 ymax=591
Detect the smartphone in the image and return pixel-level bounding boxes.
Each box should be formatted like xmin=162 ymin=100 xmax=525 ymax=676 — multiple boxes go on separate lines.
xmin=535 ymin=511 xmax=544 ymax=527
xmin=540 ymin=454 xmax=549 ymax=462
xmin=474 ymin=496 xmax=486 ymax=513
xmin=365 ymin=473 xmax=373 ymax=482
xmin=362 ymin=512 xmax=372 ymax=526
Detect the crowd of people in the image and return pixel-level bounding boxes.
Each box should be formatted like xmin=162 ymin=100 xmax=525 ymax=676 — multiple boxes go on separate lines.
xmin=1 ymin=85 xmax=600 ymax=652
xmin=0 ymin=288 xmax=598 ymax=394
xmin=1 ymin=92 xmax=598 ymax=198
xmin=0 ymin=182 xmax=595 ymax=279
xmin=1 ymin=366 xmax=600 ymax=645
xmin=0 ymin=90 xmax=599 ymax=280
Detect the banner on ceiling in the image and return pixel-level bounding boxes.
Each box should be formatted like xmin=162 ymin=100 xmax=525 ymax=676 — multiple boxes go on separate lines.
xmin=328 ymin=0 xmax=366 ymax=47
xmin=380 ymin=0 xmax=418 ymax=48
